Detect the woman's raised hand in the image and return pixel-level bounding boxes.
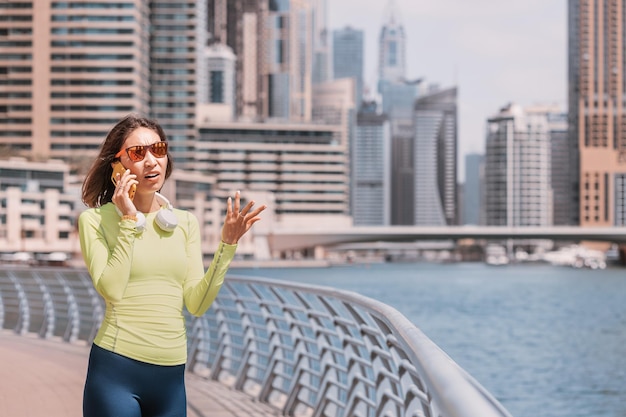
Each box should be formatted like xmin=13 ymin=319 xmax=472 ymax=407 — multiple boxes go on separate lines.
xmin=221 ymin=191 xmax=266 ymax=245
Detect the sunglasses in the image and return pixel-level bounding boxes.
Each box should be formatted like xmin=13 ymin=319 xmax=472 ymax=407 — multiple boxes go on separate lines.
xmin=115 ymin=141 xmax=168 ymax=162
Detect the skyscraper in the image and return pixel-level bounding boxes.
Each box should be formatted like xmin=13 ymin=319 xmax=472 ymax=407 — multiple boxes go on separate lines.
xmin=377 ymin=4 xmax=405 ymax=84
xmin=375 ymin=2 xmax=419 ymax=225
xmin=413 ymin=86 xmax=458 ymax=226
xmin=463 ymin=153 xmax=484 ymax=225
xmin=311 ymin=0 xmax=331 ymax=84
xmin=376 ymin=1 xmax=415 ymax=120
xmin=484 ymin=104 xmax=553 ymax=227
xmin=332 ymin=26 xmax=364 ymax=107
xmin=569 ymin=0 xmax=626 ymax=226
xmin=150 ymin=1 xmax=206 ymax=167
xmin=0 ymin=1 xmax=150 ymax=161
xmin=262 ymin=0 xmax=313 ymax=121
xmin=212 ymin=0 xmax=315 ymax=122
xmin=353 ymin=104 xmax=391 ymax=225
xmin=549 ymin=111 xmax=571 ymax=226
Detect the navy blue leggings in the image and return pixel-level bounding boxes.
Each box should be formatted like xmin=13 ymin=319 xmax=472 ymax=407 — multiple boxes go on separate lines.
xmin=83 ymin=344 xmax=186 ymax=417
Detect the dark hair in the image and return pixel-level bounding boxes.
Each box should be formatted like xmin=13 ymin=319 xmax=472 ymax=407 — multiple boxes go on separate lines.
xmin=81 ymin=114 xmax=174 ymax=208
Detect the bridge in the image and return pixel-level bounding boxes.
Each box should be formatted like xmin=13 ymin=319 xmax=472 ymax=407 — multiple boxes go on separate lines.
xmin=0 ymin=266 xmax=513 ymax=417
xmin=266 ymin=225 xmax=626 ymax=252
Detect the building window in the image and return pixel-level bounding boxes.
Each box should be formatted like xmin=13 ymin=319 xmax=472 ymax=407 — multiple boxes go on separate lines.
xmin=388 ymin=41 xmax=397 ymax=66
xmin=210 ymin=70 xmax=224 ymax=103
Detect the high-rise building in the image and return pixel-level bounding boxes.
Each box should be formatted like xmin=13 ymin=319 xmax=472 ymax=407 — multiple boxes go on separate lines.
xmin=569 ymin=0 xmax=626 ymax=226
xmin=377 ymin=4 xmax=405 ymax=84
xmin=376 ymin=1 xmax=413 ymax=118
xmin=413 ymin=86 xmax=458 ymax=226
xmin=311 ymin=77 xmax=355 ymax=149
xmin=484 ymin=104 xmax=553 ymax=227
xmin=332 ymin=26 xmax=364 ymax=106
xmin=390 ymin=118 xmax=414 ymax=224
xmin=463 ymin=153 xmax=484 ymax=225
xmin=212 ymin=0 xmax=315 ymax=122
xmin=255 ymin=0 xmax=313 ymax=121
xmin=353 ymin=104 xmax=391 ymax=225
xmin=311 ymin=0 xmax=331 ymax=85
xmin=149 ymin=1 xmax=207 ymax=168
xmin=375 ymin=2 xmax=420 ymax=225
xmin=0 ymin=1 xmax=150 ymax=161
xmin=548 ymin=111 xmax=571 ymax=226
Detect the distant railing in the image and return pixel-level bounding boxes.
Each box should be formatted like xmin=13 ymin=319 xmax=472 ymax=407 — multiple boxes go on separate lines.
xmin=0 ymin=267 xmax=512 ymax=417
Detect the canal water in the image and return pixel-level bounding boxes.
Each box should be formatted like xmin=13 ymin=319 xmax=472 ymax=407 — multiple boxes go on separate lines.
xmin=230 ymin=262 xmax=626 ymax=417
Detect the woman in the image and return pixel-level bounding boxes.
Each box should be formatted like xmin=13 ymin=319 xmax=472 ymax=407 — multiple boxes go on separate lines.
xmin=78 ymin=114 xmax=265 ymax=417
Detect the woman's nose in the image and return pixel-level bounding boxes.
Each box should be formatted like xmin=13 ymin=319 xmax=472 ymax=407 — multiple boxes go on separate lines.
xmin=143 ymin=151 xmax=158 ymax=166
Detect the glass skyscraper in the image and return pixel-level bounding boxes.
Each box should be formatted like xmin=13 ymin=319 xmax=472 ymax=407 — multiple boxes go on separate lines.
xmin=332 ymin=26 xmax=364 ymax=107
xmin=413 ymin=87 xmax=458 ymax=226
xmin=463 ymin=153 xmax=484 ymax=225
xmin=353 ymin=105 xmax=391 ymax=225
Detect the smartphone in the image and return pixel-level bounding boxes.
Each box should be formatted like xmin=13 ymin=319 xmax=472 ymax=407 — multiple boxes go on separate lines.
xmin=111 ymin=162 xmax=136 ymax=200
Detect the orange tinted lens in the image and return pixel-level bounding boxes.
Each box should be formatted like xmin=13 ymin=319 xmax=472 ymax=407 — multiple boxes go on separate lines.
xmin=151 ymin=142 xmax=168 ymax=157
xmin=127 ymin=146 xmax=147 ymax=161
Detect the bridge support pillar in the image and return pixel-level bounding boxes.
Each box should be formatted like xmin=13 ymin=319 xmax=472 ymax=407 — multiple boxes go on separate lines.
xmin=618 ymin=244 xmax=626 ymax=265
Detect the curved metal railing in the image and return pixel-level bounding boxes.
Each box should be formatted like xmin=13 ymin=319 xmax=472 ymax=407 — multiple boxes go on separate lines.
xmin=0 ymin=267 xmax=512 ymax=417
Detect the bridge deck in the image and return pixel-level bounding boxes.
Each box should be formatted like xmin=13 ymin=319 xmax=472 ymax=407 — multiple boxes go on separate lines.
xmin=0 ymin=331 xmax=279 ymax=417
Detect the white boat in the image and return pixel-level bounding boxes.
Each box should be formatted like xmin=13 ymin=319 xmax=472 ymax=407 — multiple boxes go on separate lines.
xmin=485 ymin=244 xmax=509 ymax=266
xmin=542 ymin=245 xmax=606 ymax=269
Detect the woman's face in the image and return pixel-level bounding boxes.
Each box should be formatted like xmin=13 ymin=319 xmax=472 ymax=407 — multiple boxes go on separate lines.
xmin=117 ymin=127 xmax=168 ymax=196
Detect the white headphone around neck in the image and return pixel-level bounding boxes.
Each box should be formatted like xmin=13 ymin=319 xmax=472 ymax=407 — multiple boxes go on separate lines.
xmin=115 ymin=192 xmax=178 ymax=233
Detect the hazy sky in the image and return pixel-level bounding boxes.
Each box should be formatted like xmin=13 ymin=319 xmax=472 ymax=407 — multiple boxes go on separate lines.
xmin=328 ymin=0 xmax=567 ymax=178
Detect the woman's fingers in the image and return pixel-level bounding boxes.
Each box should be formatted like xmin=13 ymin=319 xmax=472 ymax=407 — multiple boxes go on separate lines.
xmin=233 ymin=190 xmax=241 ymax=214
xmin=112 ymin=169 xmax=137 ymax=211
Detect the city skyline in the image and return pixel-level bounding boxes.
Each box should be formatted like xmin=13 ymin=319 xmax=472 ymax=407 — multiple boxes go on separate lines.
xmin=328 ymin=0 xmax=566 ymax=179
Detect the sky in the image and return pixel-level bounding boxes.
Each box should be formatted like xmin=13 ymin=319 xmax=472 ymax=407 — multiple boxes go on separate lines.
xmin=327 ymin=0 xmax=567 ymax=179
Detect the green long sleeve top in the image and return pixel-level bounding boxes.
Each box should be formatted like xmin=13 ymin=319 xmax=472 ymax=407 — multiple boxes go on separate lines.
xmin=78 ymin=203 xmax=235 ymax=366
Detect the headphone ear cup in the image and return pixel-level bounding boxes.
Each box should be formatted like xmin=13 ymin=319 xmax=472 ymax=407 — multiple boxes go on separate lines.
xmin=155 ymin=209 xmax=178 ymax=232
xmin=135 ymin=212 xmax=147 ymax=233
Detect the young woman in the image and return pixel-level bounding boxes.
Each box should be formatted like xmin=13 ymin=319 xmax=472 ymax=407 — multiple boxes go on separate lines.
xmin=78 ymin=114 xmax=265 ymax=417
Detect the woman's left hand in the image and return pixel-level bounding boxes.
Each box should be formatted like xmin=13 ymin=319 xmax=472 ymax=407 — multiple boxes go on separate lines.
xmin=221 ymin=191 xmax=267 ymax=245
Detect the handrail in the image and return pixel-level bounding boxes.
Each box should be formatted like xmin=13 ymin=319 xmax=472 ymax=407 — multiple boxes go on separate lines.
xmin=186 ymin=276 xmax=513 ymax=417
xmin=0 ymin=267 xmax=513 ymax=417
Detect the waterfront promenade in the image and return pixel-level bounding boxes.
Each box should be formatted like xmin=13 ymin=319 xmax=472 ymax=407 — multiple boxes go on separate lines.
xmin=0 ymin=331 xmax=279 ymax=417
xmin=0 ymin=267 xmax=515 ymax=417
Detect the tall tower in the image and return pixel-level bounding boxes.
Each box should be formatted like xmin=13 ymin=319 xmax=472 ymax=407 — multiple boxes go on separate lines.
xmin=549 ymin=112 xmax=570 ymax=225
xmin=219 ymin=0 xmax=314 ymax=122
xmin=463 ymin=153 xmax=484 ymax=225
xmin=413 ymin=86 xmax=458 ymax=226
xmin=377 ymin=1 xmax=406 ymax=84
xmin=264 ymin=0 xmax=313 ymax=121
xmin=333 ymin=26 xmax=364 ymax=107
xmin=311 ymin=0 xmax=331 ymax=84
xmin=0 ymin=0 xmax=150 ymax=162
xmin=484 ymin=104 xmax=553 ymax=227
xmin=149 ymin=0 xmax=207 ymax=168
xmin=353 ymin=104 xmax=391 ymax=225
xmin=569 ymin=0 xmax=626 ymax=226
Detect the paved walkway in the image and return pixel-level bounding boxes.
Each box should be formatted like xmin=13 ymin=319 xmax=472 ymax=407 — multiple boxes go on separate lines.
xmin=0 ymin=331 xmax=280 ymax=417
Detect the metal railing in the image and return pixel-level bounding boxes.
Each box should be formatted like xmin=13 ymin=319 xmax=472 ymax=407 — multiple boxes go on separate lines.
xmin=0 ymin=266 xmax=512 ymax=417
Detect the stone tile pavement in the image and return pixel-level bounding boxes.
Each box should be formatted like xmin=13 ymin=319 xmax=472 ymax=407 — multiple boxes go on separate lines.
xmin=0 ymin=331 xmax=280 ymax=417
